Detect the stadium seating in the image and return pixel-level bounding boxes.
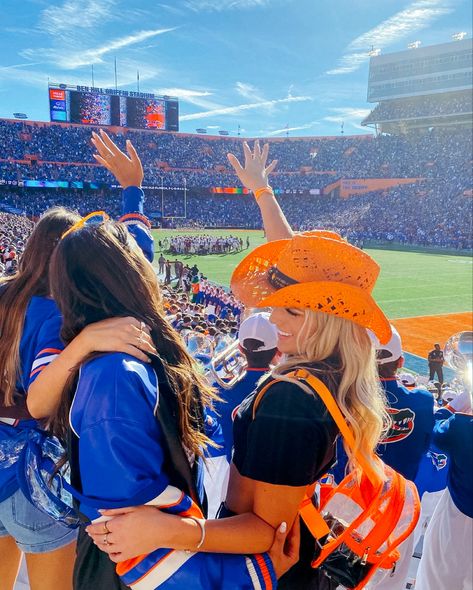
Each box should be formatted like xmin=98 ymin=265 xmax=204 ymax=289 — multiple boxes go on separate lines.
xmin=0 ymin=119 xmax=471 ymax=249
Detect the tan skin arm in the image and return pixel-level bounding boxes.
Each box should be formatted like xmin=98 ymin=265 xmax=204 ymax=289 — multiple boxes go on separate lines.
xmin=27 ymin=318 xmax=156 ymax=419
xmin=87 ymin=465 xmax=306 ymax=558
xmin=227 ymin=141 xmax=293 ymax=241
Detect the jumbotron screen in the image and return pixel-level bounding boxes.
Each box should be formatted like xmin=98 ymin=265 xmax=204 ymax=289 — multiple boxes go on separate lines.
xmin=49 ymin=85 xmax=179 ymax=131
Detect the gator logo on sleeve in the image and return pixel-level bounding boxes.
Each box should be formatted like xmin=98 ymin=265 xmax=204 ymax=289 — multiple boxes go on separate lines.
xmin=428 ymin=451 xmax=448 ymax=471
xmin=382 ymin=408 xmax=416 ymax=443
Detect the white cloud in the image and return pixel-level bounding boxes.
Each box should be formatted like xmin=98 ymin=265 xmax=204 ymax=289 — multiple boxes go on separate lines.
xmin=267 ymin=121 xmax=320 ymax=136
xmin=327 ymin=0 xmax=454 ymax=75
xmin=180 ymin=95 xmax=312 ymax=121
xmin=235 ymin=82 xmax=265 ymax=102
xmin=323 ymin=107 xmax=372 ymax=129
xmin=155 ymin=87 xmax=222 ymax=110
xmin=40 ymin=0 xmax=115 ymax=34
xmin=23 ymin=28 xmax=177 ymax=70
xmin=185 ymin=0 xmax=271 ymax=12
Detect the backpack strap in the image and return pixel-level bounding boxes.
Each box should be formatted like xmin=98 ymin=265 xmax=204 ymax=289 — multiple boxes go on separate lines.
xmin=251 ymin=368 xmax=381 ymax=539
xmin=289 ymin=368 xmax=380 ymax=486
xmin=251 ymin=372 xmax=332 ymax=540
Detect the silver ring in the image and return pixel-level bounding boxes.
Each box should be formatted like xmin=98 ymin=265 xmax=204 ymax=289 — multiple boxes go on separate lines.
xmin=103 ymin=533 xmax=109 ymax=545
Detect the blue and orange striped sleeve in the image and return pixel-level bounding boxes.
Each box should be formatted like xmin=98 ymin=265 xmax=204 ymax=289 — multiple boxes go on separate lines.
xmin=118 ymin=186 xmax=154 ymax=262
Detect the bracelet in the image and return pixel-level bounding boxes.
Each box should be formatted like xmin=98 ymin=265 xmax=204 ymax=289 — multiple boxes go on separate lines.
xmin=254 ymin=186 xmax=273 ymax=200
xmin=187 ymin=516 xmax=206 ymax=550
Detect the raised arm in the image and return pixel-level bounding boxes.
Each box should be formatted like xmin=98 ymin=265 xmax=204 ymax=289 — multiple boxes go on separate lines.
xmin=91 ymin=129 xmax=154 ymax=261
xmin=227 ymin=141 xmax=293 ymax=241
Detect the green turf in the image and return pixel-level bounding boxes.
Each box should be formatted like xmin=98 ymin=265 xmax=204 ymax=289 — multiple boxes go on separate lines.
xmin=152 ymin=229 xmax=473 ymax=319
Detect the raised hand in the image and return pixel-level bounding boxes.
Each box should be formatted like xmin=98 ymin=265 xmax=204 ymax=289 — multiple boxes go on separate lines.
xmin=91 ymin=129 xmax=144 ymax=189
xmin=227 ymin=140 xmax=277 ymax=192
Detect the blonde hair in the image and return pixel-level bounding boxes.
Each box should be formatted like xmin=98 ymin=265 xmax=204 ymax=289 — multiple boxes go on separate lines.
xmin=273 ymin=310 xmax=388 ymax=481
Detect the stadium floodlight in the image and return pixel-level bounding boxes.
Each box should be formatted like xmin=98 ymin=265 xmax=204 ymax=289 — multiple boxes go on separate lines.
xmin=407 ymin=41 xmax=422 ymax=49
xmin=219 ymin=130 xmax=229 ymax=136
xmin=452 ymin=32 xmax=467 ymax=41
xmin=196 ymin=128 xmax=207 ymax=134
xmin=368 ymin=48 xmax=381 ymax=57
xmin=13 ymin=113 xmax=28 ymax=119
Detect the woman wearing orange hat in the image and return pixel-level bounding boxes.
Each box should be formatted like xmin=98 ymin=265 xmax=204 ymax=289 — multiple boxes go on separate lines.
xmin=87 ymin=143 xmax=391 ymax=589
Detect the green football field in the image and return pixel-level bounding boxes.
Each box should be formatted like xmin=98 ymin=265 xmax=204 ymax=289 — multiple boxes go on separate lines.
xmin=152 ymin=229 xmax=472 ymax=320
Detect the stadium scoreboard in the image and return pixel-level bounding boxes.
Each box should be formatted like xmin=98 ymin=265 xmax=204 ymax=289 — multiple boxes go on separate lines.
xmin=49 ymin=84 xmax=179 ymax=131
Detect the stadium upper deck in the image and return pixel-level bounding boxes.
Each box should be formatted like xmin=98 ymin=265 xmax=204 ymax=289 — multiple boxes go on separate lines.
xmin=363 ymin=39 xmax=473 ymax=132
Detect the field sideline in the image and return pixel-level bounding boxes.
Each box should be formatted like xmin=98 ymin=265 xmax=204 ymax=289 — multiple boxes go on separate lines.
xmin=153 ymin=229 xmax=472 ymax=373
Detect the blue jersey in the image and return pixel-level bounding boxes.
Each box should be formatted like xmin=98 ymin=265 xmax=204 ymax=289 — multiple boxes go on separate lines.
xmin=331 ymin=378 xmax=435 ymax=484
xmin=0 ymin=296 xmax=63 ymax=501
xmin=118 ymin=186 xmax=154 ymax=262
xmin=432 ymin=408 xmax=473 ymax=517
xmin=70 ymin=353 xmax=276 ymax=590
xmin=376 ymin=378 xmax=435 ymax=481
xmin=414 ymin=440 xmax=449 ymax=497
xmin=213 ymin=369 xmax=268 ymax=462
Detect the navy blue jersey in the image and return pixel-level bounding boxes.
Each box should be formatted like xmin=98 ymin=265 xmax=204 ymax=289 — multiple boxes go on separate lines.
xmin=377 ymin=378 xmax=435 ymax=481
xmin=332 ymin=377 xmax=435 ymax=484
xmin=414 ymin=440 xmax=449 ymax=497
xmin=432 ymin=408 xmax=473 ymax=517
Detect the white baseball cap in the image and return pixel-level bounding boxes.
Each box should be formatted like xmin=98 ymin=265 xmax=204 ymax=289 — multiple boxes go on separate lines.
xmin=399 ymin=372 xmax=416 ymax=387
xmin=368 ymin=324 xmax=403 ymax=364
xmin=238 ymin=312 xmax=279 ymax=352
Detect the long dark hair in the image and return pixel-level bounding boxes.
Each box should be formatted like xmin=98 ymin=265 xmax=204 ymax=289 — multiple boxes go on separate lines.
xmin=0 ymin=208 xmax=80 ymax=406
xmin=48 ymin=221 xmax=217 ymax=457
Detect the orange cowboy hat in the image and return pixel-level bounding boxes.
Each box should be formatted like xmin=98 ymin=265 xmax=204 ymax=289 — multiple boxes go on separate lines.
xmin=230 ymin=230 xmax=391 ymax=344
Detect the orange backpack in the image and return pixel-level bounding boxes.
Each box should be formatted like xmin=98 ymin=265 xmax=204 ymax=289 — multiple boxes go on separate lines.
xmin=253 ymin=368 xmax=420 ymax=590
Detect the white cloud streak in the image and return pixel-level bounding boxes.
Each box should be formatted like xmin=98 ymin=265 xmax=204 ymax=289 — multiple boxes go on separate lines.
xmin=23 ymin=28 xmax=177 ymax=69
xmin=180 ymin=95 xmax=312 ymax=121
xmin=155 ymin=87 xmax=223 ymax=110
xmin=184 ymin=0 xmax=271 ymax=12
xmin=323 ymin=107 xmax=372 ymax=129
xmin=327 ymin=0 xmax=454 ymax=75
xmin=267 ymin=121 xmax=320 ymax=136
xmin=40 ymin=0 xmax=115 ymax=34
xmin=235 ymin=82 xmax=266 ymax=102
xmin=63 ymin=28 xmax=177 ymax=68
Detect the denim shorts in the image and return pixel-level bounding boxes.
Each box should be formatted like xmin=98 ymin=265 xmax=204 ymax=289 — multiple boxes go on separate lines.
xmin=0 ymin=488 xmax=77 ymax=553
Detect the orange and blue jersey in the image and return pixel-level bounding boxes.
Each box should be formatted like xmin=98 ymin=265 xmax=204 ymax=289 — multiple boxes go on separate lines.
xmin=70 ymin=353 xmax=276 ymax=590
xmin=118 ymin=186 xmax=154 ymax=262
xmin=0 ymin=296 xmax=63 ymax=501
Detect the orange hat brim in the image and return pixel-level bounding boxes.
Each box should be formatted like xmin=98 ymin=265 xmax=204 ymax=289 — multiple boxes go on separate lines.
xmin=231 ymin=238 xmax=290 ymax=306
xmin=257 ymin=281 xmax=392 ymax=345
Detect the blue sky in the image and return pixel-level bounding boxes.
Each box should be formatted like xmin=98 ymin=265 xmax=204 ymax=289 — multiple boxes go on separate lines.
xmin=0 ymin=0 xmax=471 ymax=136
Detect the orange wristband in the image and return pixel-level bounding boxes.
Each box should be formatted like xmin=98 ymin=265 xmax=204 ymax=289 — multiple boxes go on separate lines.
xmin=254 ymin=186 xmax=273 ymax=200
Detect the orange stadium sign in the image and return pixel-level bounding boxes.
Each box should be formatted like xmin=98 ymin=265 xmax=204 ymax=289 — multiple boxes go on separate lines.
xmin=339 ymin=178 xmax=423 ymax=198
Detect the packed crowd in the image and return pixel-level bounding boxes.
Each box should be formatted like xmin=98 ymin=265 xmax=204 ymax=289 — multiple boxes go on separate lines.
xmin=1 ymin=180 xmax=471 ymax=249
xmin=0 ymin=212 xmax=33 ymax=276
xmin=363 ymin=89 xmax=473 ymax=124
xmin=1 ymin=119 xmax=471 ymax=188
xmin=163 ymin=234 xmax=244 ymax=255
